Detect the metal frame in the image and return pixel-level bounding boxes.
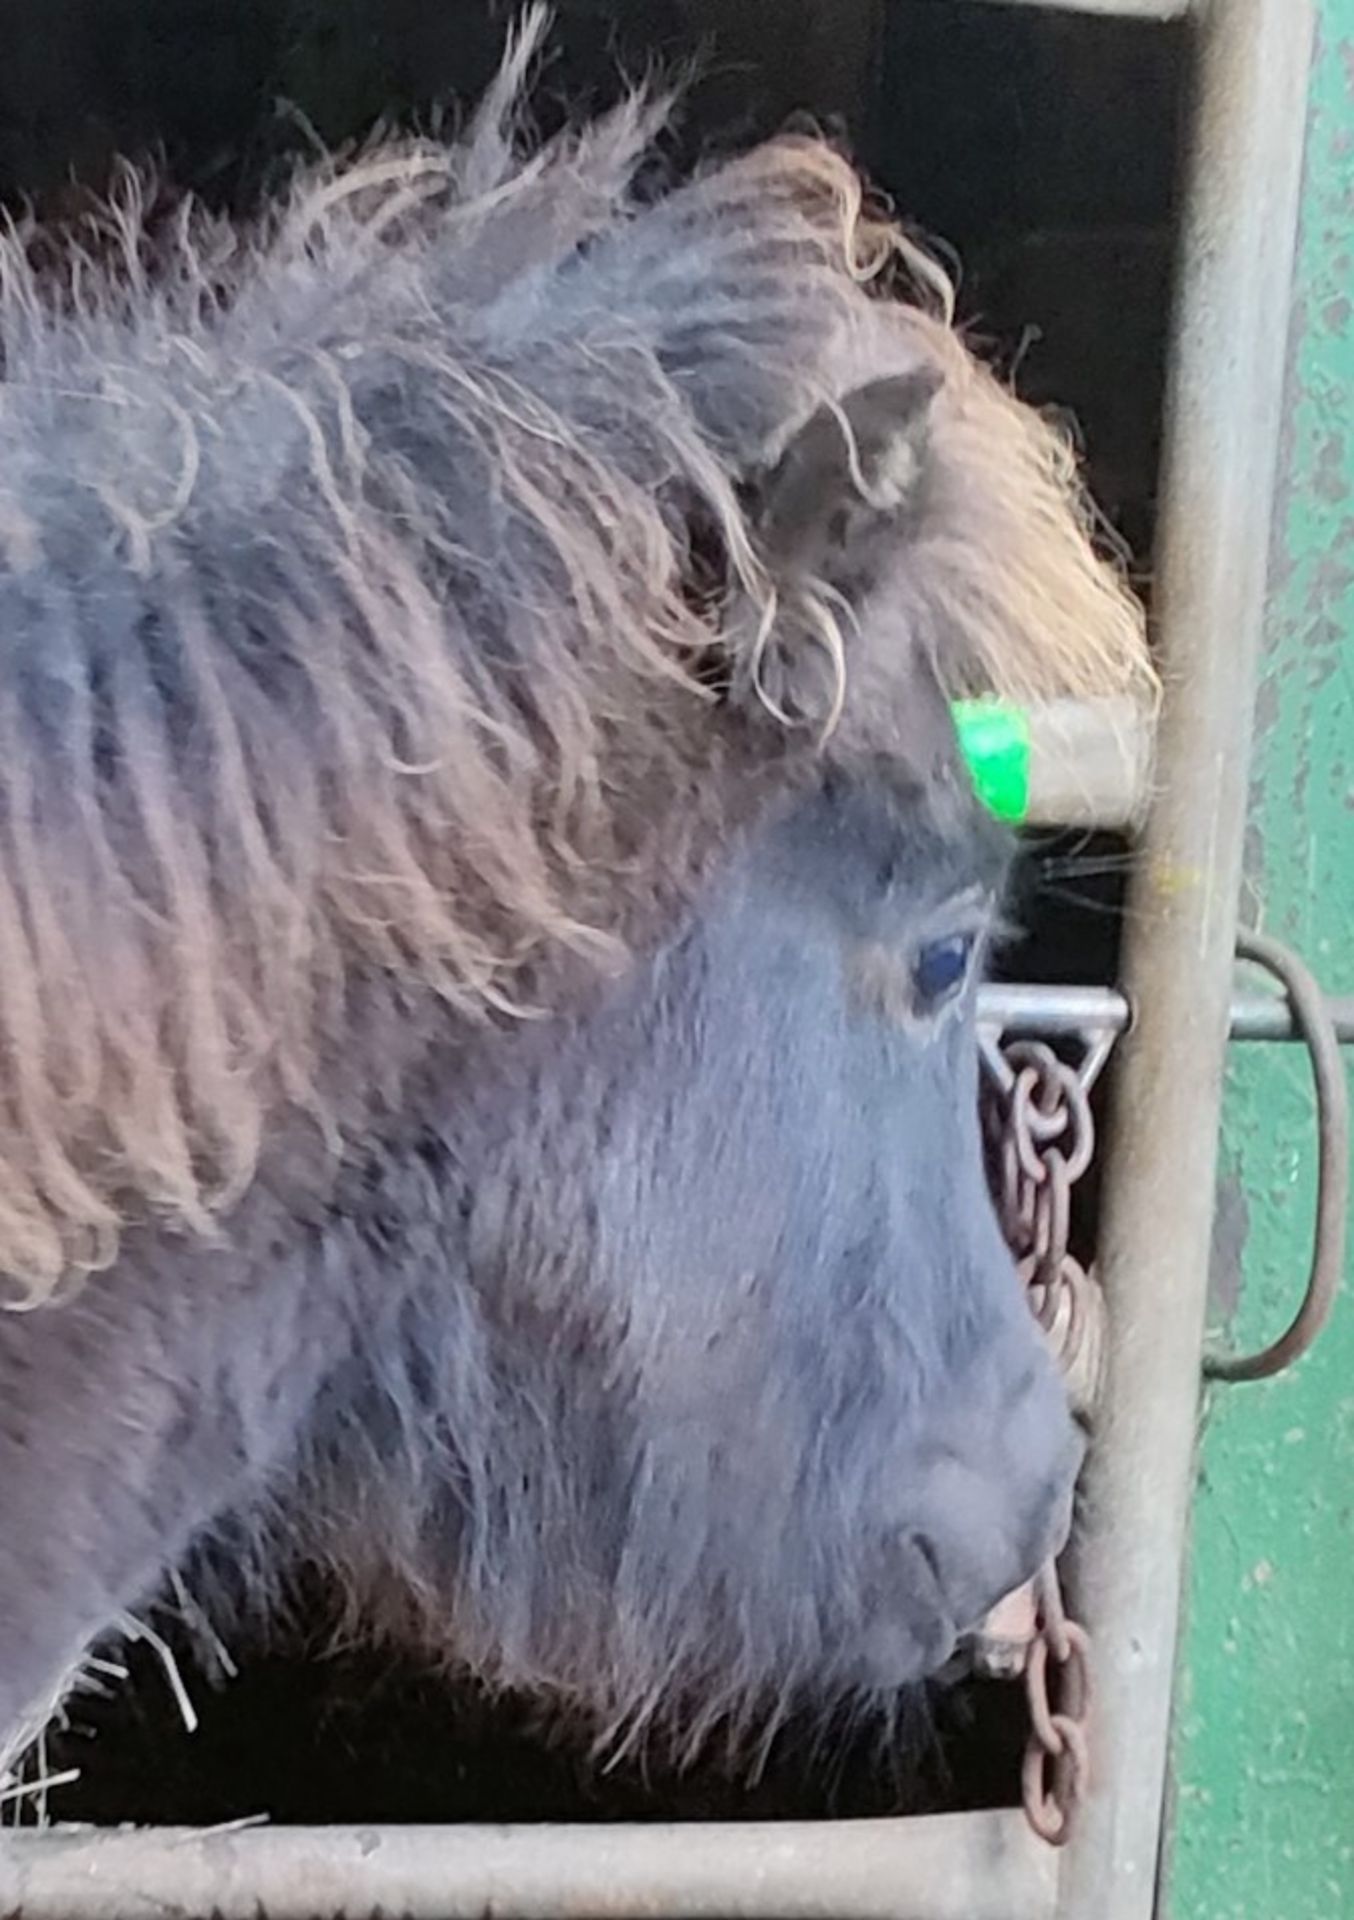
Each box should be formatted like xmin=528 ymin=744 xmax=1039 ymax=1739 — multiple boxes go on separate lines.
xmin=1057 ymin=6 xmax=1314 ymax=1917
xmin=0 ymin=0 xmax=1316 ymax=1914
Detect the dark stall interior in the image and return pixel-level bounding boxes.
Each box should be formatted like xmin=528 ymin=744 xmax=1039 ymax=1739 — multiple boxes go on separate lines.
xmin=5 ymin=0 xmax=1186 ymax=1830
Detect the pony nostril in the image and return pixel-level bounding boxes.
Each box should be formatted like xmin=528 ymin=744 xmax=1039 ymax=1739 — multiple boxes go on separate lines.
xmin=911 ymin=1530 xmax=945 ymax=1599
xmin=908 ymin=1443 xmax=1077 ymax=1638
xmin=854 ymin=1531 xmax=961 ymax=1688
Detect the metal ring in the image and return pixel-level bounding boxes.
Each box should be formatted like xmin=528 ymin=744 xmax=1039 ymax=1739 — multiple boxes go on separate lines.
xmin=1203 ymin=931 xmax=1350 ymax=1383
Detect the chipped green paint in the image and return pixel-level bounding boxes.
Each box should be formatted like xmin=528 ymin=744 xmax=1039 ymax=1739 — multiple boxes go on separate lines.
xmin=1167 ymin=7 xmax=1354 ymax=1916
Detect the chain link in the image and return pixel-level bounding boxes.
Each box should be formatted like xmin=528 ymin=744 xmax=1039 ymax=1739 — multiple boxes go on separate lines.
xmin=974 ymin=1025 xmax=1113 ymax=1848
xmin=1020 ymin=1562 xmax=1093 ymax=1845
xmin=981 ymin=1036 xmax=1107 ymax=1421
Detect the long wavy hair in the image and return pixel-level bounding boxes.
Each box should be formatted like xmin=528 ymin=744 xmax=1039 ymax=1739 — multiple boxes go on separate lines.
xmin=0 ymin=7 xmax=1152 ymax=1305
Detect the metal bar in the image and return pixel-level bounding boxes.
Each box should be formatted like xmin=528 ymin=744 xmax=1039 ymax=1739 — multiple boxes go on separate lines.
xmin=1024 ymin=698 xmax=1154 ymax=831
xmin=959 ymin=0 xmax=1189 ymax=17
xmin=1055 ymin=5 xmax=1316 ymax=1919
xmin=977 ymin=984 xmax=1354 ymax=1045
xmin=0 ymin=1811 xmax=1057 ymax=1920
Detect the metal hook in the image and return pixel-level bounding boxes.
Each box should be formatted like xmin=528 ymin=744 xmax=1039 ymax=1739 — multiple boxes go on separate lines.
xmin=1203 ymin=931 xmax=1350 ymax=1383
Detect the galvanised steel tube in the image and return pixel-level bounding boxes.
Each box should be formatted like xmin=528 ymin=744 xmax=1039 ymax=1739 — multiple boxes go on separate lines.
xmin=1055 ymin=3 xmax=1317 ymax=1916
xmin=963 ymin=0 xmax=1187 ymax=16
xmin=0 ymin=1811 xmax=1057 ymax=1920
xmin=977 ymin=984 xmax=1354 ymax=1045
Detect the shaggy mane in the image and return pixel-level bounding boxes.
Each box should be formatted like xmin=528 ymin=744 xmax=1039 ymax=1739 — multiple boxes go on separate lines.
xmin=0 ymin=7 xmax=1152 ymax=1304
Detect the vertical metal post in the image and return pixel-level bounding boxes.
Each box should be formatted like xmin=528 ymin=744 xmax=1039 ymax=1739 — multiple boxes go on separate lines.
xmin=1056 ymin=3 xmax=1315 ymax=1917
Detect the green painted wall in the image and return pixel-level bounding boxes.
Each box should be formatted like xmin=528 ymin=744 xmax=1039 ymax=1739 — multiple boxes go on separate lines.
xmin=1168 ymin=7 xmax=1354 ymax=1916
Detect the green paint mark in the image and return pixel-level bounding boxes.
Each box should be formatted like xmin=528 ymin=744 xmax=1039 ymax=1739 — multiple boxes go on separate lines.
xmin=951 ymin=699 xmax=1030 ymax=823
xmin=1167 ymin=10 xmax=1354 ymax=1917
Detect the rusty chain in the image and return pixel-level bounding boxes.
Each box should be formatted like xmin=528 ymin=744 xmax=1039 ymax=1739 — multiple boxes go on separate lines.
xmin=1020 ymin=1563 xmax=1093 ymax=1845
xmin=975 ymin=1026 xmax=1114 ymax=1848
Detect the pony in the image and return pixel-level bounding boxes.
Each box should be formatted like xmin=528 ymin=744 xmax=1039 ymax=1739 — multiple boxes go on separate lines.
xmin=0 ymin=9 xmax=1152 ymax=1790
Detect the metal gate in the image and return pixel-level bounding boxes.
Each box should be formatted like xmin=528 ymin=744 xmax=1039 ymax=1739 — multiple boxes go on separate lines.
xmin=0 ymin=0 xmax=1323 ymax=1915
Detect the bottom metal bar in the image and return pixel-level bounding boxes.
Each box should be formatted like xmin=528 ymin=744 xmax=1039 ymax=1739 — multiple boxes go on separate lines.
xmin=0 ymin=1811 xmax=1056 ymax=1920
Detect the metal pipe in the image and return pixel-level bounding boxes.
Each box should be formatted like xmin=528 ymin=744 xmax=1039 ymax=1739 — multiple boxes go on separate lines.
xmin=977 ymin=984 xmax=1354 ymax=1045
xmin=956 ymin=696 xmax=1155 ymax=829
xmin=1055 ymin=4 xmax=1316 ymax=1918
xmin=0 ymin=1811 xmax=1057 ymax=1920
xmin=972 ymin=0 xmax=1189 ymax=16
xmin=1024 ymin=698 xmax=1155 ymax=831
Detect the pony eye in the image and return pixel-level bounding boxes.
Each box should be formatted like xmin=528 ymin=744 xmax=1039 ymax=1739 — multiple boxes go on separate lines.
xmin=912 ymin=932 xmax=976 ymax=1011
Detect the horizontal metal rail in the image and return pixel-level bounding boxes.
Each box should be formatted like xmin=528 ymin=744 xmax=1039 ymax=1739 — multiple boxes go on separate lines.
xmin=972 ymin=0 xmax=1188 ymax=15
xmin=0 ymin=1811 xmax=1056 ymax=1920
xmin=979 ymin=983 xmax=1354 ymax=1045
xmin=1023 ymin=699 xmax=1155 ymax=831
xmin=954 ymin=696 xmax=1155 ymax=830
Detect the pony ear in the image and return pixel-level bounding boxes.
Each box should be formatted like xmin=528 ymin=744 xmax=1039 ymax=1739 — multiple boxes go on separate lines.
xmin=750 ymin=366 xmax=944 ymax=569
xmin=722 ymin=366 xmax=944 ymax=733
